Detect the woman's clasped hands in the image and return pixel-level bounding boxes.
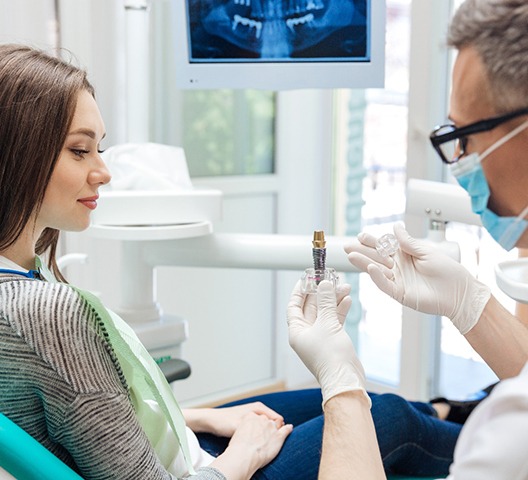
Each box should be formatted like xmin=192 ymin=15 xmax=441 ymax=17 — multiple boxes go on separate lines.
xmin=184 ymin=402 xmax=292 ymax=479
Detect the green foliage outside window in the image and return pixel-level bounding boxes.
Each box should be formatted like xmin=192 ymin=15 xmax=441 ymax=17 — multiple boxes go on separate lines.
xmin=182 ymin=90 xmax=276 ymax=177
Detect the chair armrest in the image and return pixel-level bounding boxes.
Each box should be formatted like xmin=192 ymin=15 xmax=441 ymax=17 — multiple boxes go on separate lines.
xmin=158 ymin=358 xmax=191 ymax=383
xmin=0 ymin=414 xmax=83 ymax=480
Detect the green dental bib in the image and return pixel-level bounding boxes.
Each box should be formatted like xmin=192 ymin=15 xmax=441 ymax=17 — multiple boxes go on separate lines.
xmin=35 ymin=258 xmax=195 ymax=475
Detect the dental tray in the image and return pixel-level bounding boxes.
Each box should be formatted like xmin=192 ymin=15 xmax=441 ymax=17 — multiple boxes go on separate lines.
xmin=90 ymin=189 xmax=222 ymax=227
xmin=495 ymin=258 xmax=528 ymax=304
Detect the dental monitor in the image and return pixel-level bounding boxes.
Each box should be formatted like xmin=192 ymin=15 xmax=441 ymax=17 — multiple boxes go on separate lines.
xmin=173 ymin=0 xmax=386 ymax=90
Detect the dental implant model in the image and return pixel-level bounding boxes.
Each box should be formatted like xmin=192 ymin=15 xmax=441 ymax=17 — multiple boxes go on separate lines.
xmin=301 ymin=230 xmax=339 ymax=293
xmin=312 ymin=230 xmax=326 ymax=276
xmin=375 ymin=233 xmax=400 ymax=258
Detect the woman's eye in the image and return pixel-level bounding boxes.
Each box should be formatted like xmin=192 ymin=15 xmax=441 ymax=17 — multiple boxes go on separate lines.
xmin=70 ymin=148 xmax=89 ymax=158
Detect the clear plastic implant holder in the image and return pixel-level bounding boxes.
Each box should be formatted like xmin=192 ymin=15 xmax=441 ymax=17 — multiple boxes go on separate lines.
xmin=300 ymin=268 xmax=339 ymax=294
xmin=375 ymin=233 xmax=399 ymax=258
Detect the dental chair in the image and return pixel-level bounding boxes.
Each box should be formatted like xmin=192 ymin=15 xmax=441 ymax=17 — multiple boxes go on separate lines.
xmin=0 ymin=358 xmax=190 ymax=479
xmin=0 ymin=413 xmax=81 ymax=480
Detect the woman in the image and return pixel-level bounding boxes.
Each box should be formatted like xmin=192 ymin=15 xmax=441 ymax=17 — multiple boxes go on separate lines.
xmin=0 ymin=43 xmax=295 ymax=480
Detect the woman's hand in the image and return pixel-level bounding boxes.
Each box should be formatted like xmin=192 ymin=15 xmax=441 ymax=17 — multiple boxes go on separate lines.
xmin=184 ymin=402 xmax=285 ymax=438
xmin=210 ymin=411 xmax=293 ymax=480
xmin=229 ymin=412 xmax=292 ymax=468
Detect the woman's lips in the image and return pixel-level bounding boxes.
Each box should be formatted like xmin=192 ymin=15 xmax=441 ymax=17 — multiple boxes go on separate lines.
xmin=78 ymin=196 xmax=98 ymax=210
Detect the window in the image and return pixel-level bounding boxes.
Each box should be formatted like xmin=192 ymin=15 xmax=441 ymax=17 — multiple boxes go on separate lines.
xmin=336 ymin=0 xmax=509 ymax=398
xmin=150 ymin=0 xmax=276 ymax=178
xmin=180 ymin=90 xmax=275 ymax=177
xmin=335 ymin=0 xmax=411 ymax=387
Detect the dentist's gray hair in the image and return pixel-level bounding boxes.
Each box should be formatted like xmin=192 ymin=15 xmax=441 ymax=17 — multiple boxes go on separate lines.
xmin=448 ymin=0 xmax=528 ymax=113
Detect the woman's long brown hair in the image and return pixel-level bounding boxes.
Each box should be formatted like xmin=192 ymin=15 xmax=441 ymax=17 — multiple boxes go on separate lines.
xmin=0 ymin=44 xmax=95 ymax=282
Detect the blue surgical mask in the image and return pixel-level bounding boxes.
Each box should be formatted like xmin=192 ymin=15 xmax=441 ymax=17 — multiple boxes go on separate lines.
xmin=480 ymin=205 xmax=528 ymax=251
xmin=450 ymin=119 xmax=528 ymax=251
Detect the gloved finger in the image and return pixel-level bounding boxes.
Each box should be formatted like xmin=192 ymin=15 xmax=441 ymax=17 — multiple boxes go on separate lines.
xmin=336 ymin=295 xmax=352 ymax=326
xmin=303 ymin=281 xmax=349 ymax=322
xmin=287 ymin=280 xmax=305 ymax=311
xmin=287 ymin=280 xmax=310 ymax=331
xmin=343 ymin=237 xmax=367 ymax=253
xmin=393 ymin=223 xmax=429 ymax=258
xmin=302 ymin=292 xmax=318 ymax=323
xmin=336 ymin=283 xmax=352 ymax=323
xmin=346 ymin=251 xmax=372 ymax=273
xmin=366 ymin=263 xmax=399 ymax=301
xmin=344 ymin=240 xmax=394 ymax=268
xmin=336 ymin=283 xmax=351 ymax=304
xmin=357 ymin=231 xmax=379 ymax=248
xmin=316 ymin=280 xmax=339 ymax=327
xmin=288 ymin=318 xmax=310 ymax=343
xmin=346 ymin=252 xmax=395 ymax=280
xmin=355 ymin=253 xmax=396 ymax=281
xmin=356 ymin=231 xmax=397 ymax=266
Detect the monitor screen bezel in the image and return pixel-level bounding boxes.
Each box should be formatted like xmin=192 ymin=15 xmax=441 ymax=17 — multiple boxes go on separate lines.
xmin=172 ymin=1 xmax=386 ymax=90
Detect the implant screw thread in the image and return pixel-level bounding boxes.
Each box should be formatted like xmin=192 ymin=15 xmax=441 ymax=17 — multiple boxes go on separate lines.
xmin=312 ymin=230 xmax=326 ymax=284
xmin=312 ymin=248 xmax=326 ymax=271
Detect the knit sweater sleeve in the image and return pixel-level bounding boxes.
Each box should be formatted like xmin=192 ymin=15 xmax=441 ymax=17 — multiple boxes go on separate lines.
xmin=0 ymin=279 xmax=226 ymax=480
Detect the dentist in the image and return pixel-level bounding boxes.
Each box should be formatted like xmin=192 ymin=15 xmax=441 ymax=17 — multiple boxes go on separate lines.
xmin=289 ymin=0 xmax=528 ymax=478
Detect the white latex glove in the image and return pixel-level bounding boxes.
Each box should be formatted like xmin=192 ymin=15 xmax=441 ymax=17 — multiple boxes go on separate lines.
xmin=287 ymin=280 xmax=369 ymax=408
xmin=345 ymin=223 xmax=491 ymax=335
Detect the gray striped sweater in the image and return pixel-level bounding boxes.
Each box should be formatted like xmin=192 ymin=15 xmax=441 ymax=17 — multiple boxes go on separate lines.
xmin=0 ymin=276 xmax=225 ymax=480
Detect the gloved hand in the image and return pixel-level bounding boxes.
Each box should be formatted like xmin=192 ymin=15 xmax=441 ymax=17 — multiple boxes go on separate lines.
xmin=287 ymin=280 xmax=369 ymax=408
xmin=345 ymin=223 xmax=491 ymax=335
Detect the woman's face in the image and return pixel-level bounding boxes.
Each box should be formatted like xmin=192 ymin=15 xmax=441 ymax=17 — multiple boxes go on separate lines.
xmin=37 ymin=90 xmax=111 ymax=233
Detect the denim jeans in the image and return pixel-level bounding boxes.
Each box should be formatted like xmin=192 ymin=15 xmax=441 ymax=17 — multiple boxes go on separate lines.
xmin=370 ymin=392 xmax=460 ymax=477
xmin=196 ymin=389 xmax=461 ymax=479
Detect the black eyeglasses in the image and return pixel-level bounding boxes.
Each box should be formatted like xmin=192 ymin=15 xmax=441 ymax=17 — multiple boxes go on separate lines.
xmin=429 ymin=107 xmax=528 ymax=164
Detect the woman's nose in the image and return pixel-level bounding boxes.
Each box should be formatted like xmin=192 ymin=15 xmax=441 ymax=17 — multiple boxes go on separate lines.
xmin=89 ymin=156 xmax=112 ymax=185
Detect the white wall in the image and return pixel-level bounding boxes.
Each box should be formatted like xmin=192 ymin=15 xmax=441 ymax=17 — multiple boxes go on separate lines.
xmin=0 ymin=0 xmax=57 ymax=47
